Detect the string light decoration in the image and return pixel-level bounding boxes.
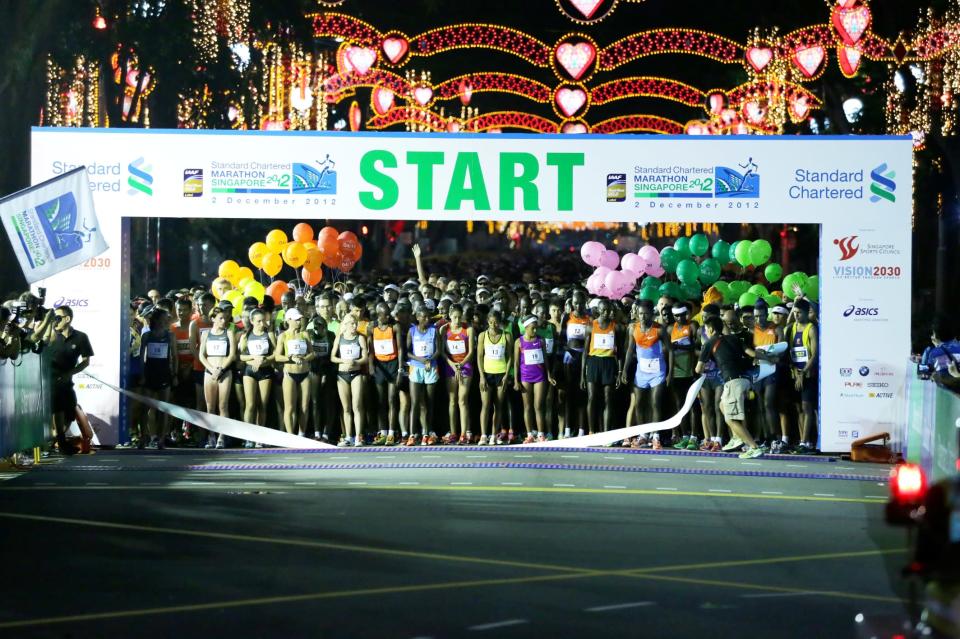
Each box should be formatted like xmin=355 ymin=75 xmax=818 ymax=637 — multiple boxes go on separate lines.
xmin=109 ymin=48 xmax=154 ymax=125
xmin=434 ymin=73 xmax=551 ymax=103
xmin=44 ymin=56 xmax=100 ymax=127
xmin=600 ymin=30 xmax=743 ymax=69
xmin=552 ymin=0 xmax=648 ymax=25
xmin=190 ymin=0 xmax=250 ymax=63
xmin=591 ymin=76 xmax=704 ymax=107
xmin=592 ymin=115 xmax=684 ymax=134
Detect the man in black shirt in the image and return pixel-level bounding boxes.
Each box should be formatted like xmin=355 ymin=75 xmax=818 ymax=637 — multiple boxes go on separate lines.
xmin=696 ymin=316 xmax=763 ymax=459
xmin=47 ymin=306 xmax=94 ymax=454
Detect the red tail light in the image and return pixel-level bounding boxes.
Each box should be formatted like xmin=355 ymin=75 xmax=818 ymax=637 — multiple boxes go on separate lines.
xmin=890 ymin=464 xmax=926 ymax=504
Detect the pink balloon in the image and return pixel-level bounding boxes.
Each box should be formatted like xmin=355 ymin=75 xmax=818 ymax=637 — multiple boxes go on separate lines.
xmin=647 ymin=264 xmax=666 ymax=277
xmin=580 ymin=241 xmax=606 ymax=267
xmin=586 ymin=272 xmax=602 ymax=294
xmin=599 ymin=249 xmax=620 ymax=270
xmin=621 ymin=253 xmax=643 ymax=273
xmin=594 ymin=266 xmax=612 ymax=281
xmin=638 ymin=245 xmax=660 ymax=262
xmin=622 ymin=269 xmax=640 ymax=281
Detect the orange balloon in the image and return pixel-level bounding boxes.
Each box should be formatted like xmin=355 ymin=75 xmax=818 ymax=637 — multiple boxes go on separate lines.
xmin=338 ymin=231 xmax=362 ymax=262
xmin=304 ymin=248 xmax=323 ymax=272
xmin=319 ymin=234 xmax=340 ymax=267
xmin=283 ymin=242 xmax=307 ymax=268
xmin=292 ymin=223 xmax=314 ymax=243
xmin=302 ymin=267 xmax=322 ymax=287
xmin=262 ymin=252 xmax=283 ymax=277
xmin=266 ymin=280 xmax=290 ymax=305
xmin=338 ymin=255 xmax=356 ymax=273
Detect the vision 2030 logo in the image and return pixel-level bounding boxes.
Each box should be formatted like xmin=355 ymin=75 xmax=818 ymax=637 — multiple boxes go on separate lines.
xmin=127 ymin=157 xmax=154 ymax=197
xmin=869 ymin=163 xmax=895 ymax=203
xmin=714 ymin=157 xmax=760 ymax=198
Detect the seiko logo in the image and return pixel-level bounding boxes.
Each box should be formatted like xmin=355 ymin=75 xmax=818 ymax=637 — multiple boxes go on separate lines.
xmin=867 ymin=382 xmax=890 ymax=388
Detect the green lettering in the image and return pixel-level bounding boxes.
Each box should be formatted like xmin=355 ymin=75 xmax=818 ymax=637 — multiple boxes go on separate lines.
xmin=499 ymin=153 xmax=540 ymax=211
xmin=444 ymin=152 xmax=490 ymax=211
xmin=406 ymin=151 xmax=445 ymax=210
xmin=546 ymin=152 xmax=585 ymax=211
xmin=359 ymin=150 xmax=398 ymax=210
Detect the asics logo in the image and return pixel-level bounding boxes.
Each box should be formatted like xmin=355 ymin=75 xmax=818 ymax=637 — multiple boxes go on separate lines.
xmin=869 ymin=163 xmax=895 ymax=203
xmin=128 ymin=157 xmax=154 ymax=196
xmin=833 ymin=236 xmax=859 ymax=261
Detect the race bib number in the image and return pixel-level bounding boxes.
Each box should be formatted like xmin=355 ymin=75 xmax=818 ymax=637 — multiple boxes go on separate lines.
xmin=312 ymin=340 xmax=330 ymax=357
xmin=566 ymin=323 xmax=586 ymax=340
xmin=485 ymin=343 xmax=505 ymax=360
xmin=414 ymin=339 xmax=432 ymax=358
xmin=147 ymin=342 xmax=169 ymax=359
xmin=341 ymin=342 xmax=361 ymax=361
xmin=206 ymin=339 xmax=227 ymax=357
xmin=447 ymin=339 xmax=466 ymax=355
xmin=637 ymin=357 xmax=661 ymax=374
xmin=545 ymin=338 xmax=554 ymax=354
xmin=373 ymin=339 xmax=394 ymax=356
xmin=176 ymin=339 xmax=191 ymax=354
xmin=248 ymin=339 xmax=269 ymax=356
xmin=287 ymin=339 xmax=308 ymax=356
xmin=791 ymin=347 xmax=808 ymax=364
xmin=523 ymin=348 xmax=544 ymax=366
xmin=593 ymin=332 xmax=615 ymax=350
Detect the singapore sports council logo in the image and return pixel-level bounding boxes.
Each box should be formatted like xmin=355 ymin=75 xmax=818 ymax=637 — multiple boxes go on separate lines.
xmin=833 ymin=236 xmax=859 ymax=261
xmin=869 ymin=163 xmax=895 ymax=203
xmin=128 ymin=157 xmax=154 ymax=196
xmin=714 ymin=157 xmax=760 ymax=198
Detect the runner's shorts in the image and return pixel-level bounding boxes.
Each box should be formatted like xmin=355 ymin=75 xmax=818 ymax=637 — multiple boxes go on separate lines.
xmin=585 ymin=356 xmax=618 ymax=386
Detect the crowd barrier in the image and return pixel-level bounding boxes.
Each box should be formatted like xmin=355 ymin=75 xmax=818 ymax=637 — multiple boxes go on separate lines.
xmin=904 ymin=367 xmax=960 ymax=484
xmin=0 ymin=352 xmax=51 ymax=458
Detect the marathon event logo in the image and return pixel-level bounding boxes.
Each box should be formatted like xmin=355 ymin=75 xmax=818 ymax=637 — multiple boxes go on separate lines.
xmin=788 ymin=161 xmax=895 ymax=203
xmin=19 ymin=193 xmax=99 ymax=262
xmin=127 ymin=157 xmax=154 ymax=196
xmin=183 ymin=169 xmax=203 ymax=197
xmin=208 ymin=155 xmax=337 ymax=205
xmin=606 ymin=173 xmax=626 ymax=202
xmin=635 ymin=157 xmax=759 ymax=207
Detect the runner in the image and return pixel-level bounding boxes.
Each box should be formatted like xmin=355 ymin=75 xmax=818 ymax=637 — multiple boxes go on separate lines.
xmin=581 ymin=299 xmax=622 ymax=435
xmin=622 ymin=300 xmax=670 ymax=449
xmin=560 ymin=290 xmax=589 ymax=438
xmin=787 ymin=299 xmax=819 ymax=453
xmin=514 ymin=315 xmax=555 ymax=443
xmin=441 ymin=304 xmax=474 ymax=445
xmin=198 ymin=307 xmax=237 ymax=449
xmin=696 ymin=304 xmax=725 ymax=452
xmin=370 ymin=302 xmax=401 ymax=445
xmin=170 ymin=296 xmax=196 ymax=445
xmin=274 ymin=308 xmax=314 ymax=438
xmin=536 ymin=300 xmax=561 ymax=439
xmin=331 ymin=313 xmax=369 ymax=447
xmin=668 ymin=303 xmax=700 ymax=451
xmin=752 ymin=301 xmax=784 ymax=452
xmin=140 ymin=306 xmax=177 ymax=449
xmin=238 ymin=309 xmax=276 ymax=445
xmin=406 ymin=304 xmax=440 ymax=446
xmin=307 ymin=311 xmax=336 ymax=442
xmin=477 ymin=309 xmax=512 ymax=445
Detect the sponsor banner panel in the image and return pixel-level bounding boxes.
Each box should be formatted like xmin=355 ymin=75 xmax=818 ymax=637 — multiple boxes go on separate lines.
xmin=31 ymin=129 xmax=912 ymax=451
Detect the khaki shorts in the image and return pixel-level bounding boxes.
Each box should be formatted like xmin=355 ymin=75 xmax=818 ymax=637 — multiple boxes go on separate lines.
xmin=720 ymin=378 xmax=750 ymax=421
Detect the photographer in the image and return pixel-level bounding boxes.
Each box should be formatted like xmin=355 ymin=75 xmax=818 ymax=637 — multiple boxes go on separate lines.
xmin=46 ymin=306 xmax=94 ymax=455
xmin=0 ymin=307 xmax=21 ymax=359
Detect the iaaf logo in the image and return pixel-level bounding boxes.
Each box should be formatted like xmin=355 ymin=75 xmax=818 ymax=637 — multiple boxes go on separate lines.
xmin=833 ymin=236 xmax=859 ymax=261
xmin=53 ymin=297 xmax=89 ymax=308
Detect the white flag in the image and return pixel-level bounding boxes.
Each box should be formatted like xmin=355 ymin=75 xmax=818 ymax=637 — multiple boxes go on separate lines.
xmin=0 ymin=167 xmax=108 ymax=284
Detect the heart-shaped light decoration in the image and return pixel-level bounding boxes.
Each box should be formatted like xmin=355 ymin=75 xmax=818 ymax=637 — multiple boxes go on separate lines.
xmin=743 ymin=101 xmax=765 ymax=124
xmin=568 ymin=0 xmax=604 ymax=19
xmin=349 ymin=101 xmax=362 ymax=132
xmin=382 ymin=36 xmax=409 ymax=64
xmin=706 ymin=92 xmax=726 ymax=115
xmin=459 ymin=78 xmax=473 ymax=106
xmin=447 ymin=120 xmax=461 ymax=133
xmin=789 ymin=95 xmax=811 ymax=120
xmin=562 ymin=122 xmax=588 ymax=134
xmin=746 ymin=47 xmax=773 ymax=73
xmin=833 ymin=5 xmax=870 ymax=45
xmin=556 ymin=42 xmax=596 ymax=81
xmin=732 ymin=122 xmax=751 ymax=135
xmin=685 ymin=120 xmax=709 ymax=135
xmin=413 ymin=85 xmax=433 ymax=106
xmin=372 ymin=86 xmax=394 ymax=115
xmin=555 ymin=87 xmax=587 ymax=117
xmin=793 ymin=45 xmax=825 ymax=78
xmin=345 ymin=46 xmax=376 ymax=76
xmin=837 ymin=46 xmax=862 ymax=76
xmin=837 ymin=0 xmax=857 ymax=8
xmin=720 ymin=108 xmax=738 ymax=125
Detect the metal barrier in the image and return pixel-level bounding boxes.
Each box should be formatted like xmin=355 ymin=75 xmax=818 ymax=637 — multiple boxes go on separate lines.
xmin=904 ymin=370 xmax=960 ymax=484
xmin=0 ymin=352 xmax=51 ymax=458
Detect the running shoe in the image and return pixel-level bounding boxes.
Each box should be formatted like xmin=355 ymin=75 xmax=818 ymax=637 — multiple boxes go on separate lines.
xmin=422 ymin=434 xmax=438 ymax=446
xmin=372 ymin=434 xmax=388 ymax=446
xmin=337 ymin=438 xmax=350 ymax=448
xmin=522 ymin=434 xmax=535 ymax=444
xmin=634 ymin=436 xmax=647 ymax=449
xmin=244 ymin=441 xmax=254 ymax=449
xmin=441 ymin=432 xmax=457 ymax=445
xmin=353 ymin=438 xmax=364 ymax=448
xmin=459 ymin=433 xmax=471 ymax=446
xmin=699 ymin=440 xmax=713 ymax=452
xmin=385 ymin=434 xmax=396 ymax=446
xmin=686 ymin=439 xmax=700 ymax=451
xmin=769 ymin=440 xmax=781 ymax=454
xmin=496 ymin=430 xmax=508 ymax=445
xmin=404 ymin=435 xmax=419 ymax=447
xmin=652 ymin=438 xmax=662 ymax=450
xmin=673 ymin=436 xmax=690 ymax=450
xmin=739 ymin=447 xmax=764 ymax=459
xmin=536 ymin=433 xmax=547 ymax=443
xmin=721 ymin=437 xmax=743 ymax=452
xmin=215 ymin=440 xmax=225 ymax=450
xmin=477 ymin=435 xmax=489 ymax=446
xmin=507 ymin=430 xmax=516 ymax=445
xmin=790 ymin=443 xmax=808 ymax=455
xmin=146 ymin=438 xmax=159 ymax=450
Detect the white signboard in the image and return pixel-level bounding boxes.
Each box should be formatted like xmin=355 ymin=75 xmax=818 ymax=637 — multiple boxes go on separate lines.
xmin=31 ymin=128 xmax=912 ymax=451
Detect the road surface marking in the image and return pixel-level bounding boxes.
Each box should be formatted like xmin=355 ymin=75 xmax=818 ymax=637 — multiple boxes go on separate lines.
xmin=451 ymin=482 xmax=473 ymax=486
xmin=501 ymin=482 xmax=523 ymax=486
xmin=694 ymin=460 xmax=716 ymax=464
xmin=761 ymin=491 xmax=783 ymax=495
xmin=813 ymin=493 xmax=835 ymax=497
xmin=708 ymin=489 xmax=732 ymax=493
xmin=84 ymin=482 xmax=108 ymax=486
xmin=421 ymin=455 xmax=442 ymax=459
xmin=741 ymin=591 xmax=818 ymax=599
xmin=375 ymin=456 xmax=395 ymax=460
xmin=348 ymin=482 xmax=367 ymax=486
xmin=786 ymin=464 xmax=807 ymax=468
xmin=466 ymin=455 xmax=487 ymax=458
xmin=468 ymin=619 xmax=528 ymax=631
xmin=553 ymin=483 xmax=575 ymax=488
xmin=513 ymin=455 xmax=532 ymax=458
xmin=585 ymin=601 xmax=655 ymax=612
xmin=629 ymin=574 xmax=901 ymax=604
xmin=398 ymin=482 xmax=420 ymax=486
xmin=603 ymin=456 xmax=624 ymax=460
xmin=740 ymin=462 xmax=761 ymax=466
xmin=560 ymin=455 xmax=580 ymax=459
xmin=243 ymin=482 xmax=265 ymax=486
xmin=604 ymin=485 xmax=626 ymax=489
xmin=656 ymin=487 xmax=678 ymax=491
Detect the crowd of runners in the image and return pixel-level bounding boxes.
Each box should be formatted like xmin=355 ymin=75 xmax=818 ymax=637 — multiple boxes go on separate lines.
xmin=129 ymin=244 xmax=822 ymax=459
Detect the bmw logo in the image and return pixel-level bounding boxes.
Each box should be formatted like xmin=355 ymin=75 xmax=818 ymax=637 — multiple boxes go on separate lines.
xmin=859 ymin=366 xmax=870 ymax=377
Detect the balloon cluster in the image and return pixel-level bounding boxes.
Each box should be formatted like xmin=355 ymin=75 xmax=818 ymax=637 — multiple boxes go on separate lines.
xmin=214 ymin=223 xmax=364 ymax=310
xmin=580 ymin=232 xmax=819 ymax=307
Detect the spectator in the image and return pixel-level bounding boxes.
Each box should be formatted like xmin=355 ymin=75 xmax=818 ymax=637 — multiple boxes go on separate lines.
xmin=46 ymin=306 xmax=95 ymax=454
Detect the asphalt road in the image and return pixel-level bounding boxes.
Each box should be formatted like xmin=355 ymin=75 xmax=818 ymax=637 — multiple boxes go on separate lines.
xmin=0 ymin=447 xmax=907 ymax=638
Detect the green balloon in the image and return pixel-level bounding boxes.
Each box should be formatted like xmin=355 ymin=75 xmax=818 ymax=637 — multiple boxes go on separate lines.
xmin=738 ymin=292 xmax=759 ymax=308
xmin=677 ymin=259 xmax=700 ymax=284
xmin=749 ymin=239 xmax=772 ymax=266
xmin=712 ymin=239 xmax=731 ymax=264
xmin=660 ymin=247 xmax=680 ymax=274
xmin=794 ymin=271 xmax=809 ymax=287
xmin=674 ymin=236 xmax=691 ymax=258
xmin=735 ymin=240 xmax=753 ymax=267
xmin=712 ymin=280 xmax=730 ymax=297
xmin=804 ymin=275 xmax=820 ymax=302
xmin=763 ymin=294 xmax=780 ymax=307
xmin=640 ymin=287 xmax=659 ymax=302
xmin=689 ymin=233 xmax=709 ymax=257
xmin=642 ymin=276 xmax=662 ymax=290
xmin=730 ymin=280 xmax=750 ymax=296
xmin=764 ymin=263 xmax=783 ymax=283
xmin=728 ymin=240 xmax=740 ymax=265
xmin=681 ymin=282 xmax=702 ymax=301
xmin=659 ymin=282 xmax=683 ymax=300
xmin=782 ymin=274 xmax=801 ymax=298
xmin=699 ymin=258 xmax=721 ymax=285
xmin=748 ymin=284 xmax=768 ymax=296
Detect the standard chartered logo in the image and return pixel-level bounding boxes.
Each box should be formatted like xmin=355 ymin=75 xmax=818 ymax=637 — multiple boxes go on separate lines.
xmin=128 ymin=157 xmax=154 ymax=196
xmin=869 ymin=163 xmax=895 ymax=203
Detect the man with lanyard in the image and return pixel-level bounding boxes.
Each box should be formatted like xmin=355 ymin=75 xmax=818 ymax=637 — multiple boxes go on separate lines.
xmin=621 ymin=300 xmax=670 ymax=449
xmin=668 ymin=302 xmax=700 ymax=451
xmin=696 ymin=316 xmax=764 ymax=459
xmin=47 ymin=306 xmax=95 ymax=455
xmin=787 ymin=299 xmax=819 ymax=453
xmin=315 ymin=293 xmax=340 ymax=337
xmin=697 ymin=304 xmax=725 ymax=452
xmin=580 ymin=299 xmax=622 ymax=436
xmin=560 ymin=290 xmax=590 ymax=438
xmin=752 ymin=300 xmax=784 ymax=452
